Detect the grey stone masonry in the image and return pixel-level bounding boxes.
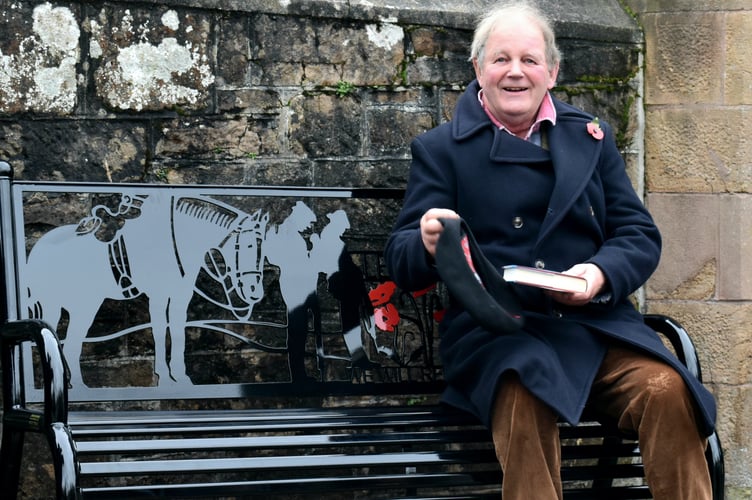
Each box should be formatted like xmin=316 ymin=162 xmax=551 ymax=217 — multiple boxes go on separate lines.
xmin=0 ymin=0 xmax=640 ymax=189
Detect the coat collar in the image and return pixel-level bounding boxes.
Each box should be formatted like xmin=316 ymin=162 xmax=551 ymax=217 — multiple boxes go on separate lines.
xmin=452 ymin=80 xmax=606 ymax=243
xmin=452 ymin=80 xmax=494 ymax=141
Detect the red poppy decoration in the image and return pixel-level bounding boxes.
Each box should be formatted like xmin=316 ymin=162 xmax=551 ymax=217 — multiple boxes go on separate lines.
xmin=587 ymin=117 xmax=604 ymax=140
xmin=374 ymin=303 xmax=400 ymax=332
xmin=369 ymin=281 xmax=397 ymax=307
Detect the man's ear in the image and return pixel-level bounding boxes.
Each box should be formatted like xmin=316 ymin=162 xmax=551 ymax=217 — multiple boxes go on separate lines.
xmin=547 ymin=62 xmax=559 ymax=89
xmin=472 ymin=57 xmax=482 ymax=80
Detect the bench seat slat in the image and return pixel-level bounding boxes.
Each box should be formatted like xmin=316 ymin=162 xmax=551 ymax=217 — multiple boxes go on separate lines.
xmin=68 ymin=407 xmax=627 ymax=444
xmin=80 ymin=450 xmax=499 ymax=476
xmin=76 ymin=436 xmax=639 ymax=463
xmin=69 ymin=407 xmax=618 ymax=426
xmin=81 ymin=471 xmax=503 ymax=499
xmin=562 ymin=464 xmax=645 ymax=480
xmin=562 ymin=488 xmax=652 ymax=500
xmin=69 ymin=406 xmax=478 ymax=434
xmin=80 ymin=468 xmax=650 ymax=499
xmin=70 ymin=406 xmax=470 ymax=423
xmin=75 ymin=429 xmax=493 ymax=454
xmin=79 ymin=469 xmax=650 ymax=500
xmin=80 ymin=454 xmax=644 ymax=481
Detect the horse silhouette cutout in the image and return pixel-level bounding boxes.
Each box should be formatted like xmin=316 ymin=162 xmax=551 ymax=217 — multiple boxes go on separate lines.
xmin=25 ymin=192 xmax=269 ymax=389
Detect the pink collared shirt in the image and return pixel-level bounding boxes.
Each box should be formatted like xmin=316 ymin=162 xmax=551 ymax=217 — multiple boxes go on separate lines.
xmin=478 ymin=90 xmax=557 ymax=143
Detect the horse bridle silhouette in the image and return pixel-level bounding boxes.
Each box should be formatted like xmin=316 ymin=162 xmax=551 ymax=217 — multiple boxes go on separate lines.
xmin=201 ymin=212 xmax=267 ymax=320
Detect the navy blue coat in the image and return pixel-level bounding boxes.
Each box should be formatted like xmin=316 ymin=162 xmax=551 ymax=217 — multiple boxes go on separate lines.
xmin=384 ymin=80 xmax=716 ymax=437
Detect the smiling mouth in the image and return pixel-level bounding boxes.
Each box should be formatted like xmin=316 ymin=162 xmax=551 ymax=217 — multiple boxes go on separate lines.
xmin=504 ymin=87 xmax=528 ymax=92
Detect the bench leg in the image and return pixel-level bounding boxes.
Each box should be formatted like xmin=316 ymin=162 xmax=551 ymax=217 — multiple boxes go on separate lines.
xmin=591 ymin=434 xmax=628 ymax=490
xmin=0 ymin=425 xmax=24 ymax=500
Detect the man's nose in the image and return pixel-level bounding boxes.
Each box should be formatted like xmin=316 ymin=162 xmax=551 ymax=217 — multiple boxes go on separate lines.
xmin=508 ymin=59 xmax=524 ymax=75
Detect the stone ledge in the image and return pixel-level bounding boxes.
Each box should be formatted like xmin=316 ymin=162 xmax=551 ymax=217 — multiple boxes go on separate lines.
xmin=155 ymin=0 xmax=641 ymax=41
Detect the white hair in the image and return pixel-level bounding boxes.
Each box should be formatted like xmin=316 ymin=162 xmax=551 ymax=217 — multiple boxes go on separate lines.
xmin=469 ymin=1 xmax=561 ymax=68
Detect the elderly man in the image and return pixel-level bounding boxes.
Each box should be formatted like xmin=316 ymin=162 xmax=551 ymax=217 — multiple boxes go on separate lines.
xmin=384 ymin=2 xmax=716 ymax=498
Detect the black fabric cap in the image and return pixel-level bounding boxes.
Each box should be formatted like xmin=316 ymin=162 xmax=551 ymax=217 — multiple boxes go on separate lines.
xmin=435 ymin=217 xmax=524 ymax=334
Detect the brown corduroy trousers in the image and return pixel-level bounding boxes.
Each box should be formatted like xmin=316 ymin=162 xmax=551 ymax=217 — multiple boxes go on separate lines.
xmin=490 ymin=346 xmax=711 ymax=500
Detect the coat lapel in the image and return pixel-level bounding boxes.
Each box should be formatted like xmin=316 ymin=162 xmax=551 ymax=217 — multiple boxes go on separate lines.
xmin=536 ymin=110 xmax=603 ymax=244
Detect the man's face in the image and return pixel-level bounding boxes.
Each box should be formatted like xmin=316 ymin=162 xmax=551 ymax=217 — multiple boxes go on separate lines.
xmin=473 ymin=16 xmax=559 ymax=133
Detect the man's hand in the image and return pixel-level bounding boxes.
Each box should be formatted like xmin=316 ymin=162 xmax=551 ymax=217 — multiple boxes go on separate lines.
xmin=545 ymin=263 xmax=606 ymax=306
xmin=420 ymin=208 xmax=460 ymax=257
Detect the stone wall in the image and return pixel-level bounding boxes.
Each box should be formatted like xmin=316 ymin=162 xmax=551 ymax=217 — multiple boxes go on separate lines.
xmin=0 ymin=0 xmax=639 ymax=187
xmin=623 ymin=1 xmax=752 ymax=497
xmin=2 ymin=0 xmax=747 ymax=497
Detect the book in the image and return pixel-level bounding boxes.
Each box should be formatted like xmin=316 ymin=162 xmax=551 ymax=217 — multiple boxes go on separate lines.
xmin=502 ymin=265 xmax=588 ymax=293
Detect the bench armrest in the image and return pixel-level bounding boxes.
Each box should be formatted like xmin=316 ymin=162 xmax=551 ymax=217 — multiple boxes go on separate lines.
xmin=643 ymin=313 xmax=725 ymax=499
xmin=642 ymin=313 xmax=702 ymax=382
xmin=1 ymin=319 xmax=70 ymax=427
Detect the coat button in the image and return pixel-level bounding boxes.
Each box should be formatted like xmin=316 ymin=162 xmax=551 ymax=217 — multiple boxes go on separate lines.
xmin=553 ymin=309 xmax=563 ymax=319
xmin=513 ymin=216 xmax=524 ymax=229
xmin=535 ymin=259 xmax=545 ymax=269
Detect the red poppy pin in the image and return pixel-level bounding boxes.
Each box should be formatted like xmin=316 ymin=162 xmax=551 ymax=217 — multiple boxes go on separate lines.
xmin=587 ymin=117 xmax=604 ymax=140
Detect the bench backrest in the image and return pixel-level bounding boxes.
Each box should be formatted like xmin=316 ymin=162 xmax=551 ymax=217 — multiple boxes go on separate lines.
xmin=0 ymin=163 xmax=446 ymax=405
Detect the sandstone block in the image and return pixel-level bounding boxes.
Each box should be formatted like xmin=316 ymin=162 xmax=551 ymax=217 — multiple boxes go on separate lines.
xmin=646 ymin=300 xmax=752 ymax=387
xmin=711 ymin=384 xmax=752 ymax=490
xmin=646 ymin=193 xmax=718 ymax=300
xmin=649 ymin=193 xmax=752 ymax=301
xmin=642 ymin=11 xmax=723 ymax=105
xmin=725 ymin=11 xmax=752 ymax=105
xmin=645 ymin=107 xmax=752 ymax=193
xmin=718 ymin=194 xmax=752 ymax=300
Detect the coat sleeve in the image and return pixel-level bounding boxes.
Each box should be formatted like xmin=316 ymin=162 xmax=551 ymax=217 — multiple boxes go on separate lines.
xmin=585 ymin=121 xmax=662 ymax=303
xmin=384 ymin=130 xmax=456 ymax=291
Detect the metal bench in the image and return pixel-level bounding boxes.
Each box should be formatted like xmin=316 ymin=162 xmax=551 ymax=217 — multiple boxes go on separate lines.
xmin=0 ymin=161 xmax=724 ymax=499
